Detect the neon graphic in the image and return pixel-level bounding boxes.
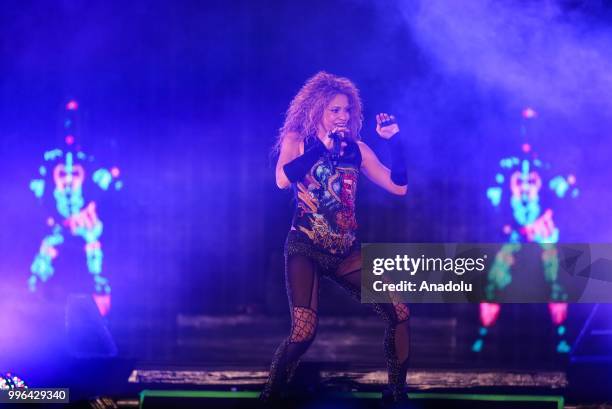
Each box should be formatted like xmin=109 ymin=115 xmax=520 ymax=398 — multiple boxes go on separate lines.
xmin=28 ymin=101 xmax=122 ymax=317
xmin=473 ymin=108 xmax=579 ymax=354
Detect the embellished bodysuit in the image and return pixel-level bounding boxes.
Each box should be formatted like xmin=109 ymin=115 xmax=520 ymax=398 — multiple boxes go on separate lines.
xmin=286 ymin=136 xmax=362 ymax=264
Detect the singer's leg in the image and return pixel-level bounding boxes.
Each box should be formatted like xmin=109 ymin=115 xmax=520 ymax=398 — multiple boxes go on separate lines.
xmin=330 ymin=250 xmax=411 ymax=403
xmin=261 ymin=253 xmax=320 ymax=401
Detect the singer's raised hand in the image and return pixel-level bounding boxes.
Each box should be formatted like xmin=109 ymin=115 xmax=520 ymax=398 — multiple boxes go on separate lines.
xmin=375 ymin=113 xmax=400 ymax=139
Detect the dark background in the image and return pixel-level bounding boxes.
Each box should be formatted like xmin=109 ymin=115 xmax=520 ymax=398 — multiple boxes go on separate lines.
xmin=1 ymin=0 xmax=610 ymax=364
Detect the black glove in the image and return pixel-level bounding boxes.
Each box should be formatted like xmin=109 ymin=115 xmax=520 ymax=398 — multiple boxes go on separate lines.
xmin=283 ymin=137 xmax=326 ymax=183
xmin=388 ymin=133 xmax=407 ymax=186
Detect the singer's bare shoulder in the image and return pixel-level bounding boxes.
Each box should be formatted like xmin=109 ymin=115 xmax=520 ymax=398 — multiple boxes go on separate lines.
xmin=283 ymin=131 xmax=301 ymax=142
xmin=356 ymin=140 xmax=373 ymax=159
xmin=288 ymin=131 xmax=307 ymax=155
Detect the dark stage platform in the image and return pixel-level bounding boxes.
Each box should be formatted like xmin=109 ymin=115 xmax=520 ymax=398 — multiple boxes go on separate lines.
xmin=3 ymin=299 xmax=610 ymax=408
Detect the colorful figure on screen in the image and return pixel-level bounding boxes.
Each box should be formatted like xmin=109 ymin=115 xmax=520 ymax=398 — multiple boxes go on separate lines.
xmin=473 ymin=107 xmax=579 ymax=354
xmin=28 ymin=100 xmax=123 ymax=317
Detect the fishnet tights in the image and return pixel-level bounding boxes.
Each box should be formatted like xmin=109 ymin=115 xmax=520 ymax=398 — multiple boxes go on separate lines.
xmin=261 ymin=251 xmax=410 ymax=402
xmin=290 ymin=307 xmax=318 ymax=342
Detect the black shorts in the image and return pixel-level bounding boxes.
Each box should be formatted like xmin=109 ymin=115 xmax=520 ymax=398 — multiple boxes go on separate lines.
xmin=284 ymin=230 xmax=360 ymax=276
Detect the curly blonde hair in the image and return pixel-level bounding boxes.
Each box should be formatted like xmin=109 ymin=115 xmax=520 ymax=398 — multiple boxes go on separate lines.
xmin=273 ymin=71 xmax=363 ymax=153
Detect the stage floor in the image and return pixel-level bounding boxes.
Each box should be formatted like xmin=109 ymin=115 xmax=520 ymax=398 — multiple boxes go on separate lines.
xmin=112 ymin=312 xmax=571 ymax=371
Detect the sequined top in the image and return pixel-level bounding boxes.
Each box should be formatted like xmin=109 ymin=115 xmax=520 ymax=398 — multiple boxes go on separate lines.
xmin=291 ymin=136 xmax=362 ymax=255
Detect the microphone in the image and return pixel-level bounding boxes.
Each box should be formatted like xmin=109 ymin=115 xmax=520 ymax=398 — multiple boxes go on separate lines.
xmin=328 ymin=128 xmax=348 ymax=172
xmin=330 ymin=130 xmax=343 ymax=163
